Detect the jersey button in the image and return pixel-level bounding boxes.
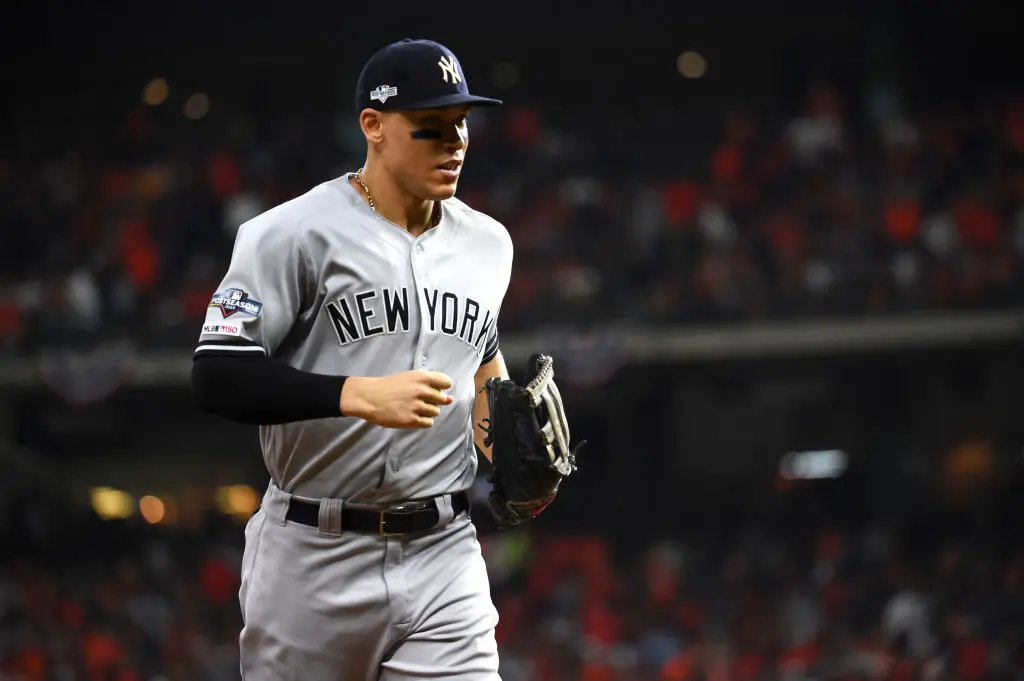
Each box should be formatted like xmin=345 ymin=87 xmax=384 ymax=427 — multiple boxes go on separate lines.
xmin=415 ymin=243 xmax=424 ymax=253
xmin=420 ymin=355 xmax=428 ymax=366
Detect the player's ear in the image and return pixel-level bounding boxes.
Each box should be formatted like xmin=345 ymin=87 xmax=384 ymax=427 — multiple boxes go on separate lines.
xmin=359 ymin=109 xmax=385 ymax=144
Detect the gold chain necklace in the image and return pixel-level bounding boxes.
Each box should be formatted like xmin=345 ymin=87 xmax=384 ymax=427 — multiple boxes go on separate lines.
xmin=353 ymin=168 xmax=441 ymax=228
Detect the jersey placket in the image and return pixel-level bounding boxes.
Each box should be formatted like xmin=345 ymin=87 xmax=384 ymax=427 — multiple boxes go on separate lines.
xmin=411 ymin=236 xmax=433 ymax=372
xmin=384 ymin=229 xmax=438 ymax=477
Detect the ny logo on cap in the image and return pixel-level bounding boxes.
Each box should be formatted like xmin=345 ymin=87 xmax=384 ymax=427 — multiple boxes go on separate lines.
xmin=370 ymin=85 xmax=398 ymax=103
xmin=438 ymin=55 xmax=462 ymax=84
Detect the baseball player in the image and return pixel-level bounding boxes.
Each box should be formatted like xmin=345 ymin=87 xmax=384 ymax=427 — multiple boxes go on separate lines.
xmin=191 ymin=39 xmax=579 ymax=681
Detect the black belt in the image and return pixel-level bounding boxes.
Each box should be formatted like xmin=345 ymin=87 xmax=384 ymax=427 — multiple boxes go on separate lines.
xmin=285 ymin=492 xmax=470 ymax=537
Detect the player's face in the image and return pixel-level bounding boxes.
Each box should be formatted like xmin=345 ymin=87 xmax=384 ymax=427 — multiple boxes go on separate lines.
xmin=382 ymin=106 xmax=470 ymax=201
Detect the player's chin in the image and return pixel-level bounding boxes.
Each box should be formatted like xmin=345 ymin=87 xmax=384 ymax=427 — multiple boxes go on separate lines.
xmin=426 ymin=170 xmax=460 ymax=199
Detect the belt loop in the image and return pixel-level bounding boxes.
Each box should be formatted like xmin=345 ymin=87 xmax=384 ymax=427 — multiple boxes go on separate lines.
xmin=261 ymin=481 xmax=291 ymax=526
xmin=317 ymin=498 xmax=344 ymax=536
xmin=434 ymin=493 xmax=455 ymax=529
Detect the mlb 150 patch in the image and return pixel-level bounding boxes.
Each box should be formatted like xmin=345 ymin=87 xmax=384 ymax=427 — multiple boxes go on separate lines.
xmin=209 ymin=288 xmax=263 ymax=318
xmin=202 ymin=323 xmax=242 ymax=336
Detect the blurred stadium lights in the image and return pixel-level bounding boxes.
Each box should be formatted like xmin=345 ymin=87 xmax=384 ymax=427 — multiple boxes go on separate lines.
xmin=215 ymin=484 xmax=259 ymax=517
xmin=162 ymin=498 xmax=180 ymax=524
xmin=490 ymin=62 xmax=520 ymax=90
xmin=779 ymin=450 xmax=848 ymax=480
xmin=141 ymin=77 xmax=169 ymax=106
xmin=139 ymin=495 xmax=166 ymax=524
xmin=183 ymin=92 xmax=210 ymax=120
xmin=676 ymin=51 xmax=707 ymax=79
xmin=90 ymin=487 xmax=135 ymax=520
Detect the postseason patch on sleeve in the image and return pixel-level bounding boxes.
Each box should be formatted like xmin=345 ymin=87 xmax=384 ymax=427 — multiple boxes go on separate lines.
xmin=209 ymin=288 xmax=263 ymax=318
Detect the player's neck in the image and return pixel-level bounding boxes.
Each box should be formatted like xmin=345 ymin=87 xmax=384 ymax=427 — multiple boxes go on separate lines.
xmin=353 ymin=165 xmax=437 ymax=237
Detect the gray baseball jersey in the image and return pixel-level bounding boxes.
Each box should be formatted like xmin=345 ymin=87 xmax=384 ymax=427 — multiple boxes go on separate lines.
xmin=194 ymin=174 xmax=513 ymax=504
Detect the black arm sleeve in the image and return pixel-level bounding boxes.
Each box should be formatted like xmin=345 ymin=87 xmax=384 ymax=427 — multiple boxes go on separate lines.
xmin=191 ymin=354 xmax=348 ymax=425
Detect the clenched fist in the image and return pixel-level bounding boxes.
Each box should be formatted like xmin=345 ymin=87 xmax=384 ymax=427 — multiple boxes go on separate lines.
xmin=340 ymin=370 xmax=454 ymax=429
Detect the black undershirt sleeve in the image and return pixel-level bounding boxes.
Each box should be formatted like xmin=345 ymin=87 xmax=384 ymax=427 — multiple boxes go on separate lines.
xmin=191 ymin=354 xmax=348 ymax=425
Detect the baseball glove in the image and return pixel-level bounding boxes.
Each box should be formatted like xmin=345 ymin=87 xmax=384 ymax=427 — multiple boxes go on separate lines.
xmin=481 ymin=353 xmax=582 ymax=530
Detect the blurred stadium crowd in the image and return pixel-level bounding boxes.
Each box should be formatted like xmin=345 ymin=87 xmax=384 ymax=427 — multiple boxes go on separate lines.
xmin=2 ymin=81 xmax=1024 ymax=353
xmin=1 ymin=493 xmax=1021 ymax=681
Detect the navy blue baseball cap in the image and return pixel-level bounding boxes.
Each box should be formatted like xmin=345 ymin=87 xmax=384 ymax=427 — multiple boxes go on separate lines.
xmin=355 ymin=39 xmax=503 ymax=114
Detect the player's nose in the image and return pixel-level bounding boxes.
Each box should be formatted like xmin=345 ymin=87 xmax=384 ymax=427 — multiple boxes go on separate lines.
xmin=443 ymin=123 xmax=467 ymax=148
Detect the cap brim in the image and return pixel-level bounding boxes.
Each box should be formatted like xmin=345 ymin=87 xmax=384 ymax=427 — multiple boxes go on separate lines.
xmin=398 ymin=93 xmax=503 ymax=110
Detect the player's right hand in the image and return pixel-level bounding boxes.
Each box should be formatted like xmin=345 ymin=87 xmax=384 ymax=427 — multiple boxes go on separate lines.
xmin=340 ymin=371 xmax=454 ymax=429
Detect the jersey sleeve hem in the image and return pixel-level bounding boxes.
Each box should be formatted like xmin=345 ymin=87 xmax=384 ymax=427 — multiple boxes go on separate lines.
xmin=481 ymin=342 xmax=499 ymax=365
xmin=193 ymin=338 xmax=268 ymax=358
